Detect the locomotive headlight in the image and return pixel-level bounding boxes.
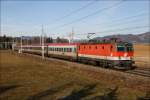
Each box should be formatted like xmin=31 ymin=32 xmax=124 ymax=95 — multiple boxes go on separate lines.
xmin=124 ymin=53 xmax=127 ymax=57
xmin=110 ymin=53 xmax=113 ymax=56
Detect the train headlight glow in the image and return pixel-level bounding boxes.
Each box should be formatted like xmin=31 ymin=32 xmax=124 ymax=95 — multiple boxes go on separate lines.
xmin=110 ymin=53 xmax=113 ymax=56
xmin=124 ymin=53 xmax=127 ymax=57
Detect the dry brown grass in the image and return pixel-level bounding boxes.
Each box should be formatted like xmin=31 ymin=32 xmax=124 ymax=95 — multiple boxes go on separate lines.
xmin=0 ymin=50 xmax=150 ymax=100
xmin=134 ymin=44 xmax=150 ymax=57
xmin=133 ymin=44 xmax=150 ymax=68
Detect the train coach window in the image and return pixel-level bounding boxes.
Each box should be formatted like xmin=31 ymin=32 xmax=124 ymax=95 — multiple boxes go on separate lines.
xmin=61 ymin=48 xmax=63 ymax=52
xmin=64 ymin=48 xmax=66 ymax=52
xmin=66 ymin=48 xmax=69 ymax=52
xmin=74 ymin=48 xmax=76 ymax=52
xmin=70 ymin=48 xmax=72 ymax=52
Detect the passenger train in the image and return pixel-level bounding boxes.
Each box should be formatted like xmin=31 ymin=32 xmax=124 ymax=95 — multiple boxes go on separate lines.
xmin=14 ymin=40 xmax=134 ymax=69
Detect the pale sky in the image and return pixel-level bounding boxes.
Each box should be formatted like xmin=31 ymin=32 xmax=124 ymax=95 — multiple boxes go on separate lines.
xmin=1 ymin=0 xmax=149 ymax=39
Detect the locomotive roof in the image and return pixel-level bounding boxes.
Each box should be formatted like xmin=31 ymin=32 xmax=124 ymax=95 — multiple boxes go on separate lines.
xmin=47 ymin=41 xmax=132 ymax=46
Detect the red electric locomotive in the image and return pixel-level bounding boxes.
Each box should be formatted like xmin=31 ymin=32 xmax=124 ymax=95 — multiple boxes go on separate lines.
xmin=77 ymin=42 xmax=134 ymax=69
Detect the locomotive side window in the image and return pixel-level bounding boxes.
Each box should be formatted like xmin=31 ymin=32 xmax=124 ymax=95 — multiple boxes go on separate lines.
xmin=102 ymin=46 xmax=104 ymax=49
xmin=117 ymin=46 xmax=125 ymax=51
xmin=95 ymin=46 xmax=97 ymax=49
xmin=89 ymin=46 xmax=91 ymax=49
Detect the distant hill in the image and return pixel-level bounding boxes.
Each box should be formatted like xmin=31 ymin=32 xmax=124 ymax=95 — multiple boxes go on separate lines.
xmin=93 ymin=32 xmax=150 ymax=43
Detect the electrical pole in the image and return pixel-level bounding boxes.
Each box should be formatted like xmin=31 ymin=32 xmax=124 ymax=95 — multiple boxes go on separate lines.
xmin=41 ymin=25 xmax=44 ymax=59
xmin=69 ymin=27 xmax=74 ymax=43
xmin=40 ymin=34 xmax=42 ymax=45
xmin=12 ymin=37 xmax=15 ymax=51
xmin=20 ymin=36 xmax=22 ymax=53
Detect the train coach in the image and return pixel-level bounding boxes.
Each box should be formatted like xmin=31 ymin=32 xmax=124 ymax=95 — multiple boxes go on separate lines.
xmin=14 ymin=41 xmax=134 ymax=69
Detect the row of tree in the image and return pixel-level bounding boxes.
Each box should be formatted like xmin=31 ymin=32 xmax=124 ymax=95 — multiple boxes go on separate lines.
xmin=0 ymin=35 xmax=69 ymax=45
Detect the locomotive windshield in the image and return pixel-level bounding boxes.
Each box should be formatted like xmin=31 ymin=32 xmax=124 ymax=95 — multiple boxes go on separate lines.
xmin=126 ymin=46 xmax=133 ymax=51
xmin=117 ymin=43 xmax=133 ymax=52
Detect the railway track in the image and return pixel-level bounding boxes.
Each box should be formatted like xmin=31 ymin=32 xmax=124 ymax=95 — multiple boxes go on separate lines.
xmin=125 ymin=68 xmax=150 ymax=77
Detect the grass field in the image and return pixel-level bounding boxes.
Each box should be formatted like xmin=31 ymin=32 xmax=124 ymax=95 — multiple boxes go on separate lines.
xmin=134 ymin=44 xmax=150 ymax=68
xmin=0 ymin=50 xmax=150 ymax=100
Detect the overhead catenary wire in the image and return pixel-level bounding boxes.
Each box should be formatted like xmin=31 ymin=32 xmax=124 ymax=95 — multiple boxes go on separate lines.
xmin=73 ymin=12 xmax=148 ymax=30
xmin=75 ymin=25 xmax=149 ymax=36
xmin=95 ymin=25 xmax=149 ymax=34
xmin=95 ymin=12 xmax=149 ymax=26
xmin=52 ymin=0 xmax=97 ymax=23
xmin=48 ymin=0 xmax=148 ymax=39
xmin=50 ymin=0 xmax=123 ymax=31
xmin=94 ymin=15 xmax=148 ymax=28
xmin=51 ymin=13 xmax=148 ymax=35
xmin=74 ymin=15 xmax=148 ymax=32
xmin=52 ymin=25 xmax=148 ymax=39
xmin=72 ymin=26 xmax=148 ymax=39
